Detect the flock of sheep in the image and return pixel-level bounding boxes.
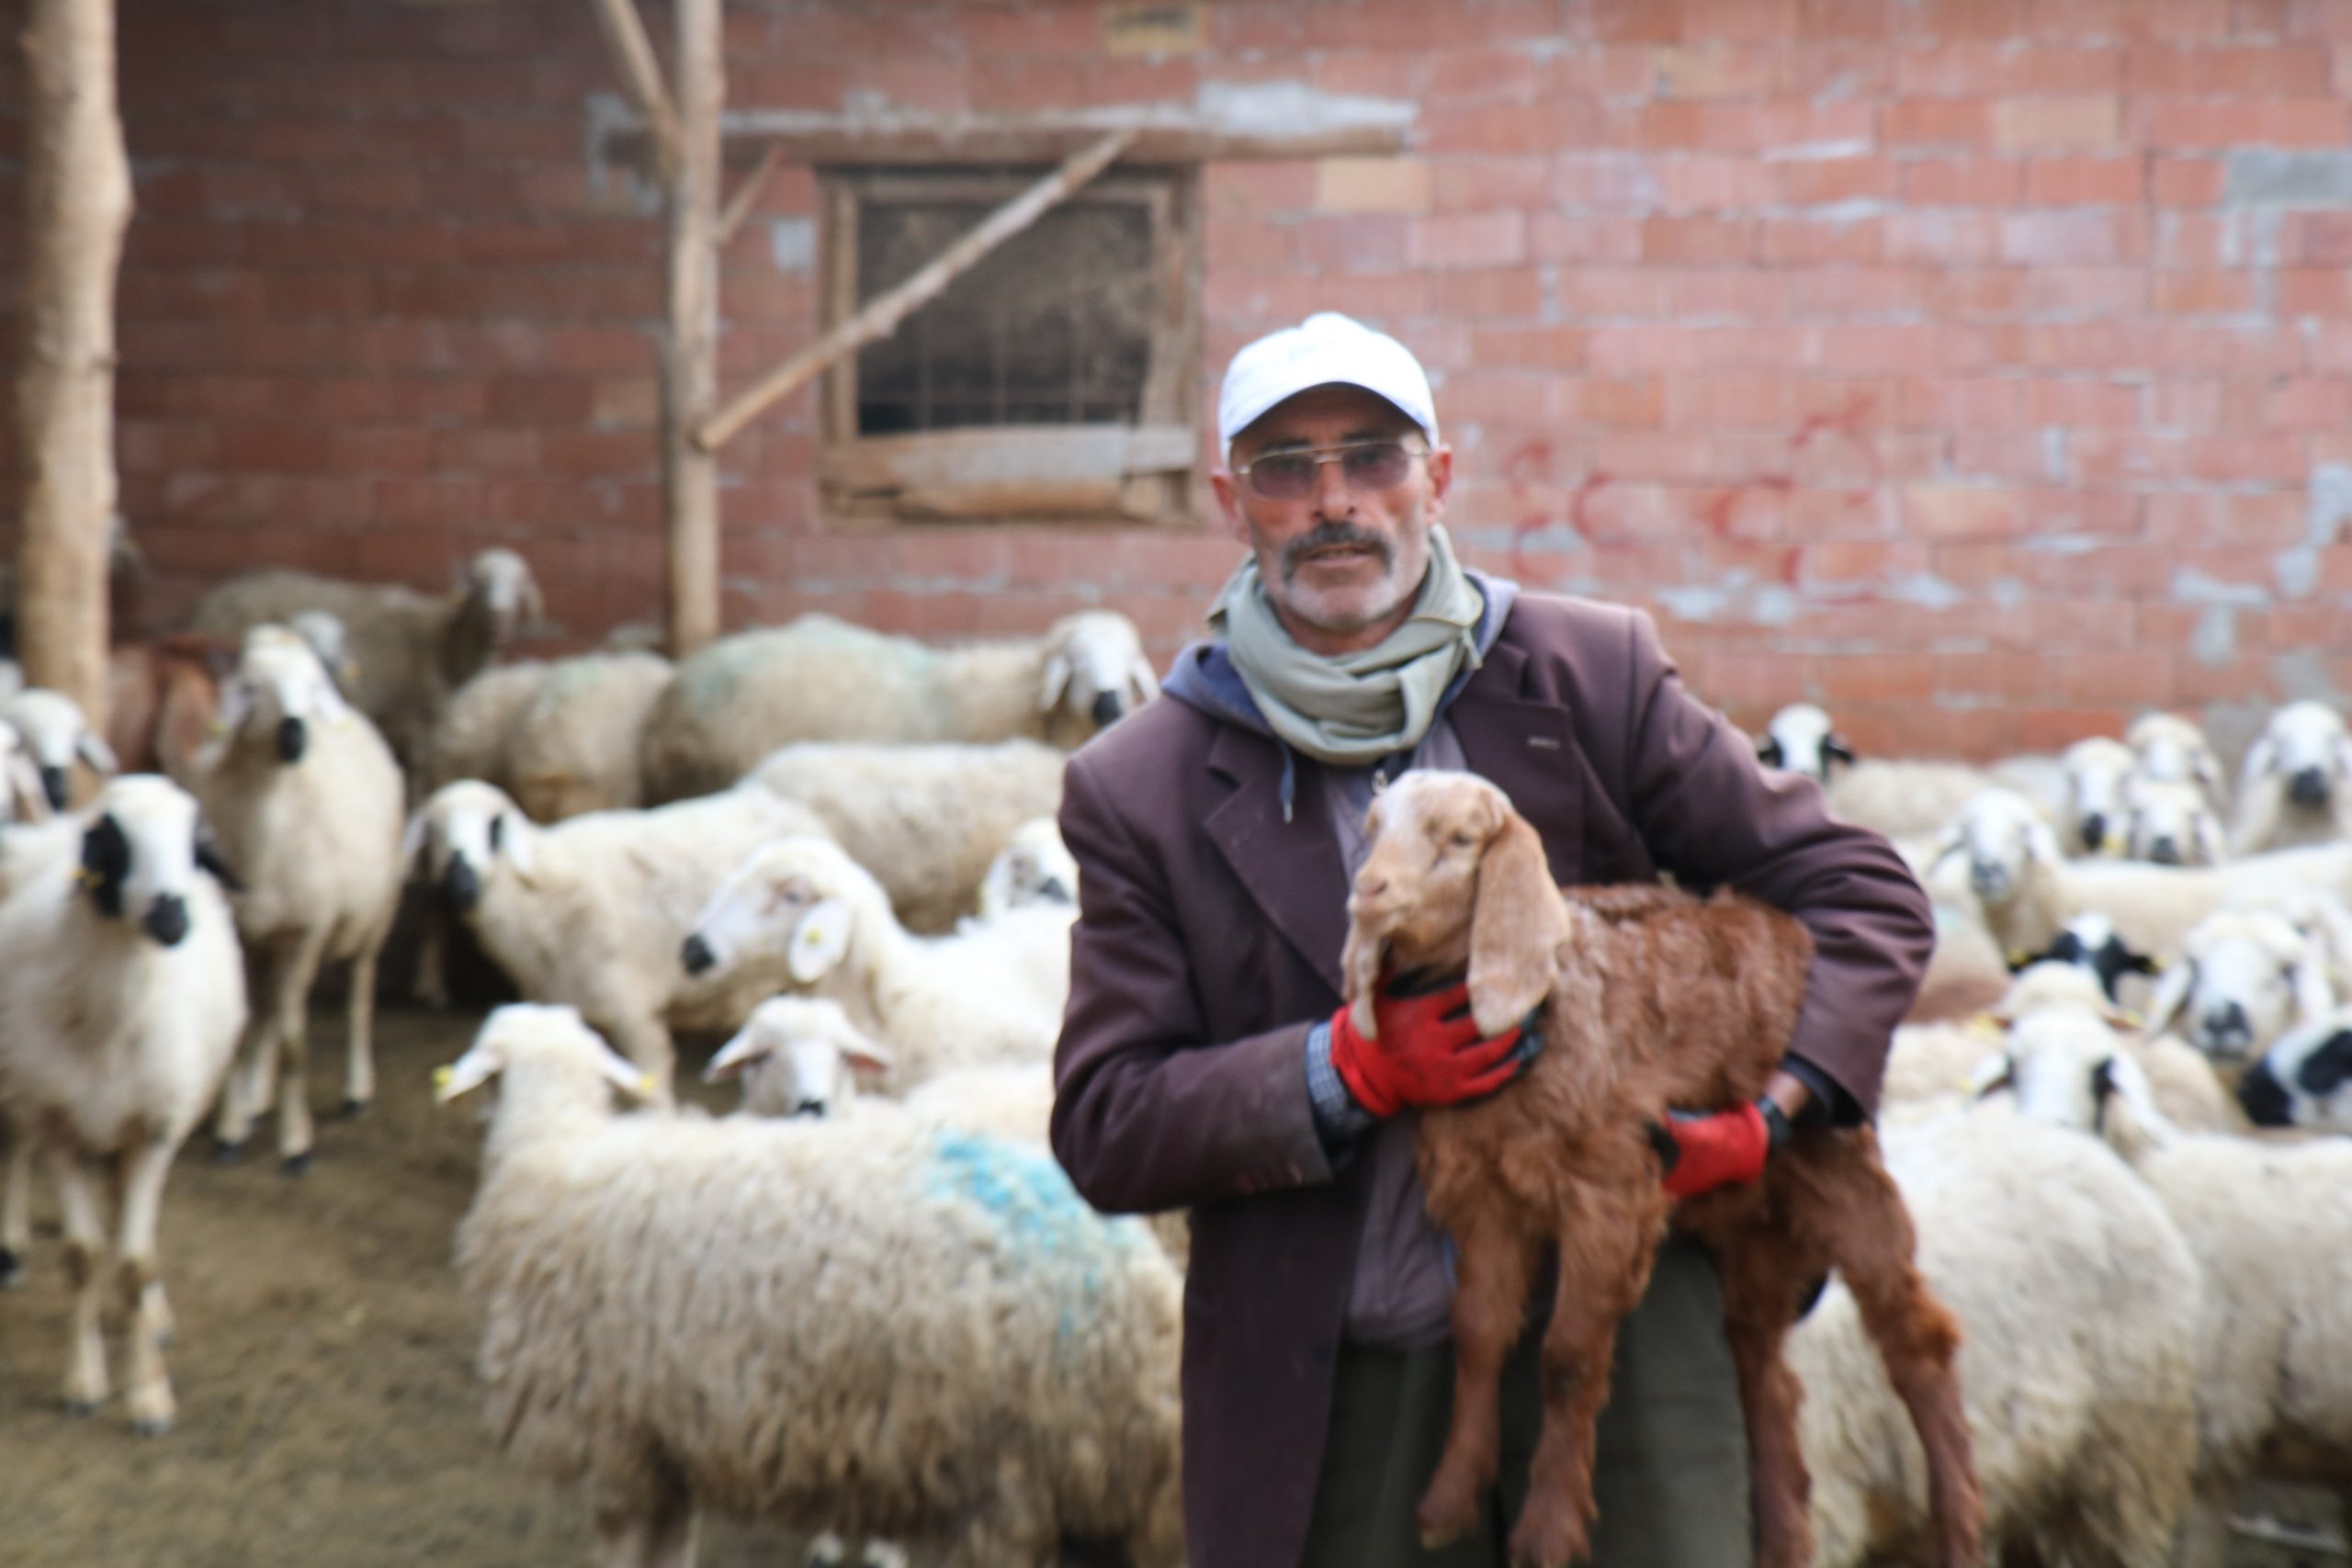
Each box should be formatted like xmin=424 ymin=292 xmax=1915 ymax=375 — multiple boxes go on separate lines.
xmin=9 ymin=536 xmax=2352 ymax=1566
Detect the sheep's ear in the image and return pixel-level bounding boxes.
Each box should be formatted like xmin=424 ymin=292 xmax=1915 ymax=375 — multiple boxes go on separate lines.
xmin=594 ymin=1042 xmax=658 ymax=1100
xmin=1037 ymin=651 xmax=1073 ymax=715
xmin=433 ymin=1045 xmax=502 ymax=1103
xmin=1755 ymin=735 xmax=1783 ymax=767
xmin=1822 ymin=734 xmax=1859 ymax=769
xmin=2141 ymin=959 xmax=2194 ymax=1039
xmin=2096 ymin=1050 xmax=2173 ymax=1144
xmin=703 ymin=1024 xmax=770 ymax=1084
xmin=2024 ymin=818 xmax=2064 ymax=868
xmin=1467 ymin=811 xmax=1567 ymax=1038
xmin=519 ymin=570 xmax=547 ymax=629
xmin=787 ymin=897 xmax=854 ymax=984
xmin=839 ymin=1022 xmax=895 ymax=1077
xmin=2195 ymin=749 xmax=2224 ymax=800
xmin=2290 ymin=958 xmax=2335 ymax=1025
xmin=2334 ymin=732 xmax=2352 ymax=784
xmin=5 ymin=750 xmax=47 ymax=822
xmin=194 ymin=822 xmax=244 ymax=893
xmin=75 ymin=729 xmax=118 ymax=776
xmin=1127 ymin=653 xmax=1159 ymax=705
xmin=498 ymin=810 xmax=537 ymax=882
xmin=2194 ymin=808 xmax=2227 ymax=866
xmin=1968 ymin=1052 xmax=2013 ymax=1099
xmin=2241 ymin=734 xmax=2278 ymax=788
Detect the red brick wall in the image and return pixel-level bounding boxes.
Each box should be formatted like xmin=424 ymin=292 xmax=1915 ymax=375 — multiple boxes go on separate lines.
xmin=5 ymin=0 xmax=2352 ymax=760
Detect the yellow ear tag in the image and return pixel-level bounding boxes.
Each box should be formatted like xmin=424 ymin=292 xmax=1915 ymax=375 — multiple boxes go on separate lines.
xmin=2148 ymin=954 xmax=2168 ymax=973
xmin=2007 ymin=950 xmax=2030 ymax=967
xmin=637 ymin=1074 xmax=659 ymax=1097
xmin=207 ymin=718 xmax=228 ymax=738
xmin=1964 ymin=1014 xmax=2004 ymax=1042
xmin=73 ymin=866 xmax=97 ymax=887
xmin=2120 ymin=1010 xmax=2144 ymax=1028
xmin=431 ymin=1065 xmax=455 ymax=1090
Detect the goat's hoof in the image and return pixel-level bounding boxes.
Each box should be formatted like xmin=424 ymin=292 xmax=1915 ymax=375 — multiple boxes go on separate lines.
xmin=281 ymin=1151 xmax=312 ymax=1179
xmin=62 ymin=1396 xmax=100 ymax=1418
xmin=0 ymin=1248 xmax=23 ymax=1290
xmin=342 ymin=1098 xmax=371 ymax=1120
xmin=128 ymin=1394 xmax=175 ymax=1438
xmin=1506 ymin=1511 xmax=1585 ymax=1568
xmin=1415 ymin=1481 xmax=1481 ymax=1550
xmin=209 ymin=1136 xmax=245 ymax=1166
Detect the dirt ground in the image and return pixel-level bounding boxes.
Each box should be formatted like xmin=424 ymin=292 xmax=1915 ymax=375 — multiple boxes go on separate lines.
xmin=0 ymin=1005 xmax=797 ymax=1568
xmin=0 ymin=1003 xmax=2338 ymax=1568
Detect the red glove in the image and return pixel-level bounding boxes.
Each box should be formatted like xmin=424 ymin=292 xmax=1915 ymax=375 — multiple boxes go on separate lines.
xmin=1328 ymin=975 xmax=1536 ymax=1119
xmin=1647 ymin=1099 xmax=1791 ymax=1199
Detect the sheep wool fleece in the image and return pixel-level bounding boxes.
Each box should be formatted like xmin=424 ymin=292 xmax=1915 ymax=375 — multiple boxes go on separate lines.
xmin=1050 ymin=590 xmax=1933 ymax=1568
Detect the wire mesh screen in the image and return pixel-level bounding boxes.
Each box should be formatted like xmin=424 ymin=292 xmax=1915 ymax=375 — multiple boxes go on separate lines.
xmin=854 ymin=197 xmax=1156 ymax=434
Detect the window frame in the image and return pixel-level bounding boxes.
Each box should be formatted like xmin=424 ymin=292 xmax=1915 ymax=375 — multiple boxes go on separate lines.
xmin=815 ymin=163 xmax=1203 ymax=528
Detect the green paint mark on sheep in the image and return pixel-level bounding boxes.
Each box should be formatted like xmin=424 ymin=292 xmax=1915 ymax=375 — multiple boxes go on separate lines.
xmin=927 ymin=1131 xmax=1128 ymax=1342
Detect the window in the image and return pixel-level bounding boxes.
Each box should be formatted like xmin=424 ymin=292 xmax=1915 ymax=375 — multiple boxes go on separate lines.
xmin=818 ymin=165 xmax=1201 ymax=525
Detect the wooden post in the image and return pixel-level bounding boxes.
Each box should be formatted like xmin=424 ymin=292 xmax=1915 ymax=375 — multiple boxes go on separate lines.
xmin=662 ymin=0 xmax=722 ymax=660
xmin=15 ymin=0 xmax=130 ymax=725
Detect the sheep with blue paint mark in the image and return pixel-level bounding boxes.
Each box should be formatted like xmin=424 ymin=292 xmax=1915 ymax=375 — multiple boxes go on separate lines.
xmin=439 ymin=1004 xmax=1183 ymax=1568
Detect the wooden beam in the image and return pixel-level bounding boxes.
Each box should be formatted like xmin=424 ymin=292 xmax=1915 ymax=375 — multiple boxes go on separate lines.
xmin=588 ymin=0 xmax=682 ymax=178
xmin=696 ymin=127 xmax=1136 ymax=453
xmin=715 ymin=141 xmax=783 ymax=247
xmin=660 ymin=0 xmax=721 ymax=660
xmin=17 ymin=0 xmax=131 ymax=729
xmin=603 ymin=90 xmax=1413 ymax=169
xmin=820 ymin=425 xmax=1195 ymax=495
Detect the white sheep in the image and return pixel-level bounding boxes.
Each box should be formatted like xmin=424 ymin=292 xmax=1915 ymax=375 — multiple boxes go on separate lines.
xmin=747 ymin=739 xmax=1068 ymax=932
xmin=2128 ymin=710 xmax=2226 ymax=811
xmin=407 ymin=779 xmax=826 ymax=1097
xmin=2058 ymin=736 xmax=2139 ymax=856
xmin=639 ymin=611 xmax=1158 ymax=804
xmin=2231 ymin=700 xmax=2352 ymax=854
xmin=2118 ymin=772 xmax=2226 ymax=867
xmin=1754 ymin=702 xmax=1851 ymax=780
xmin=190 ymin=547 xmax=544 ymax=793
xmin=1939 ymin=787 xmax=2352 ymax=960
xmin=2140 ymin=908 xmax=2336 ymax=1068
xmin=187 ymin=627 xmax=405 ymax=1169
xmin=1792 ymin=1110 xmax=2199 ymax=1568
xmin=429 ymin=659 xmax=550 ymax=795
xmin=976 ymin=815 xmax=1080 ymax=919
xmin=5 ymin=686 xmax=119 ymax=813
xmin=440 ymin=1003 xmax=1183 ymax=1568
xmin=505 ymin=649 xmax=673 ymax=824
xmin=1996 ymin=1009 xmax=2352 ymax=1567
xmin=1755 ymin=704 xmax=2068 ymax=838
xmin=0 ymin=775 xmax=247 ymax=1432
xmin=682 ymin=836 xmax=1063 ymax=1093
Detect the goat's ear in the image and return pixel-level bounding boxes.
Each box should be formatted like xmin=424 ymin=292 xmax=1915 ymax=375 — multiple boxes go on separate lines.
xmin=1037 ymin=651 xmax=1072 ymax=715
xmin=1968 ymin=1052 xmax=2013 ymax=1099
xmin=75 ymin=728 xmax=119 ymax=776
xmin=1467 ymin=811 xmax=1566 ymax=1038
xmin=787 ymin=897 xmax=853 ymax=984
xmin=1339 ymin=913 xmax=1385 ymax=1041
xmin=1755 ymin=735 xmax=1782 ymax=767
xmin=2141 ymin=958 xmax=2194 ymax=1040
xmin=1822 ymin=734 xmax=1858 ymax=769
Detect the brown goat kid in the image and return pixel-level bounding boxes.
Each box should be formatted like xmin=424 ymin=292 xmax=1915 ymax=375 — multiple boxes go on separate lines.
xmin=1342 ymin=771 xmax=1980 ymax=1568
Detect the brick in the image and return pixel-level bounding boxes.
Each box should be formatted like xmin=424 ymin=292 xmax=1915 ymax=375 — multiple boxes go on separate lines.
xmin=1557 ymin=268 xmax=1668 ymax=316
xmin=1430 ymin=158 xmax=1551 ymax=212
xmin=2022 ymin=379 xmax=2143 ymax=426
xmin=1664 ymin=269 xmax=1788 ymax=318
xmin=1655 ymin=46 xmax=1775 ymax=98
xmin=1408 ymin=210 xmax=1528 ymax=269
xmin=1758 ymin=215 xmax=1887 ymax=264
xmin=1883 ymin=99 xmax=1995 ymax=149
xmin=1632 ymin=99 xmax=1876 ymax=153
xmin=1786 ymin=268 xmax=1928 ymax=318
xmin=1655 ymin=156 xmax=1781 ymax=209
xmin=1293 ymin=216 xmax=1411 ymax=273
xmin=1993 ymin=96 xmax=2123 ymax=151
xmin=1530 ymin=214 xmax=1645 ymax=264
xmin=2152 ymin=270 xmax=2259 ymax=313
xmin=1640 ymin=215 xmax=1758 ymax=263
xmin=1423 ymin=101 xmax=1609 ymax=155
xmin=2133 ymin=96 xmax=2352 ymax=147
xmin=1314 ymin=157 xmax=1433 ymax=214
xmin=1770 ymin=156 xmax=1900 ymax=204
xmin=2288 ymin=210 xmax=2352 ymax=264
xmin=1905 ymin=485 xmax=2029 ymax=537
xmin=1887 ymin=209 xmax=2005 ymax=264
xmin=1899 ymin=377 xmax=2027 ymax=428
xmin=1893 ymin=45 xmax=2123 ymax=96
xmin=1432 ymin=267 xmax=1544 ymax=317
xmin=1900 ymin=157 xmax=2025 ymax=205
xmin=2000 ymin=210 xmax=2130 ymax=265
xmin=2264 ymin=377 xmax=2352 ymax=428
xmin=2125 ymin=43 xmax=2335 ymax=93
xmin=1468 ymin=326 xmax=1588 ymax=369
xmin=2026 ymin=156 xmax=2146 ymax=204
xmin=2280 ymin=268 xmax=2352 ymax=315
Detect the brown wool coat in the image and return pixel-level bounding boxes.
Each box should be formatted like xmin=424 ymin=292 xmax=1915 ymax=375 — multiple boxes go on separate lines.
xmin=1048 ymin=592 xmax=1932 ymax=1568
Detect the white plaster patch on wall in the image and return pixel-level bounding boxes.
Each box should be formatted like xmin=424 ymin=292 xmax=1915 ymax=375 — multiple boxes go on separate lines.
xmin=2273 ymin=650 xmax=2341 ymax=706
xmin=2042 ymin=428 xmax=2069 ymax=484
xmin=1194 ymin=80 xmax=1417 ymax=139
xmin=2192 ymin=604 xmax=2239 ymax=667
xmin=1749 ymin=586 xmax=1801 ymax=626
xmin=2276 ymin=548 xmax=2319 ymax=601
xmin=2309 ymin=463 xmax=2352 ymax=543
xmin=768 ymin=218 xmax=816 ymax=274
xmin=1989 ymin=577 xmax=2027 ymax=610
xmin=2023 ymin=534 xmax=2098 ymax=556
xmin=1887 ymin=573 xmax=1963 ymax=611
xmin=2172 ymin=568 xmax=2271 ymax=606
xmin=1657 ymin=584 xmax=1732 ymax=622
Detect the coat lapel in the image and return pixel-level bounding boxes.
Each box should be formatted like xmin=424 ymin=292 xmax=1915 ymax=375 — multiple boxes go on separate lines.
xmin=1204 ymin=724 xmax=1350 ymax=998
xmin=1449 ymin=640 xmax=1593 ymax=887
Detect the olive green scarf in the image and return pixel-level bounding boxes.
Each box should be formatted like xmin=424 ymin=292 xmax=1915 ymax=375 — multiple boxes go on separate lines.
xmin=1207 ymin=524 xmax=1485 ymax=768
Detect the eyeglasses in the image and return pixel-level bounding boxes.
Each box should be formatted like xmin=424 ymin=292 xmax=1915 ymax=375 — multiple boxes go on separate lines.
xmin=1231 ymin=439 xmax=1425 ymax=502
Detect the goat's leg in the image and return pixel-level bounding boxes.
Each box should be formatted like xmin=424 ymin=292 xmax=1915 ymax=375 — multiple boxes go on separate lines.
xmin=1509 ymin=1192 xmax=1665 ymax=1568
xmin=3 ymin=1116 xmax=37 ymax=1286
xmin=343 ymin=929 xmax=386 ymax=1115
xmin=53 ymin=1151 xmax=108 ymax=1415
xmin=411 ymin=900 xmax=451 ymax=1010
xmin=214 ymin=946 xmax=277 ymax=1156
xmin=592 ymin=1470 xmax=698 ymax=1568
xmin=115 ymin=1134 xmax=179 ymax=1434
xmin=1711 ymin=1230 xmax=1816 ymax=1568
xmin=1817 ymin=1146 xmax=1981 ymax=1568
xmin=1417 ymin=1211 xmax=1543 ymax=1548
xmin=272 ymin=931 xmax=330 ymax=1173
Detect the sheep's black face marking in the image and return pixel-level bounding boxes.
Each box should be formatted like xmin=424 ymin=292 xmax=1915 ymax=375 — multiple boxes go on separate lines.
xmin=2291 ymin=766 xmax=2332 ymax=809
xmin=2079 ymin=812 xmax=2108 ymax=852
xmin=195 ymin=830 xmax=244 ymax=893
xmin=275 ymin=716 xmax=308 ymax=764
xmin=489 ymin=814 xmax=505 ymax=854
xmin=441 ymin=855 xmax=481 ymax=914
xmin=2019 ymin=927 xmax=2149 ymax=1001
xmin=1090 ymin=690 xmax=1124 ymax=730
xmin=1036 ymin=875 xmax=1070 ymax=904
xmin=40 ymin=766 xmax=69 ymax=812
xmin=2293 ymin=1029 xmax=2352 ymax=1098
xmin=80 ymin=814 xmax=130 ymax=919
xmin=2240 ymin=1059 xmax=2293 ymax=1127
xmin=680 ymin=933 xmax=716 ymax=976
xmin=1822 ymin=736 xmax=1858 ymax=768
xmin=789 ymin=1100 xmax=827 ymax=1119
xmin=142 ymin=893 xmax=189 ymax=948
xmin=1756 ymin=737 xmax=1784 ymax=768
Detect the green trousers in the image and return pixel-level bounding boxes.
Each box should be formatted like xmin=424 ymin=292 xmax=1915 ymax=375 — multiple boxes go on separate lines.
xmin=1299 ymin=1240 xmax=1755 ymax=1568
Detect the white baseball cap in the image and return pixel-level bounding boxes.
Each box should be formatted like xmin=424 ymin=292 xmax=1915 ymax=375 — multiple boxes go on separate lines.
xmin=1216 ymin=311 xmax=1439 ymax=457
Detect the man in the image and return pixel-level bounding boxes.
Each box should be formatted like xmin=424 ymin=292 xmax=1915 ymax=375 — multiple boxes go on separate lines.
xmin=1048 ymin=312 xmax=1932 ymax=1568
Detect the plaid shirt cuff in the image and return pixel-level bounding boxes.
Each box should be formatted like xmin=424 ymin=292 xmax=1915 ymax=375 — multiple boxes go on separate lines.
xmin=1304 ymin=1020 xmax=1378 ymax=1145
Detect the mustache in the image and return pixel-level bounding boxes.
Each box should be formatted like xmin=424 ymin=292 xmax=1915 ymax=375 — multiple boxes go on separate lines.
xmin=1280 ymin=524 xmax=1394 ymax=583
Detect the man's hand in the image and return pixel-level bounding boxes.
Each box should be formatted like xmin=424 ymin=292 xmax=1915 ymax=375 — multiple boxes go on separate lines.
xmin=1327 ymin=974 xmax=1540 ymax=1119
xmin=1648 ymin=1095 xmax=1793 ymax=1199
